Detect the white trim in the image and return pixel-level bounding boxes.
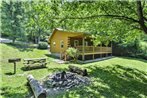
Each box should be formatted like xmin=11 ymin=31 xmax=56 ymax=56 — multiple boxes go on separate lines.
xmin=74 ymin=40 xmax=79 ymax=47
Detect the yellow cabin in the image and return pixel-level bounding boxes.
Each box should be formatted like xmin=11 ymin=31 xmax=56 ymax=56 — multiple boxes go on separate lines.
xmin=49 ymin=28 xmax=112 ymax=61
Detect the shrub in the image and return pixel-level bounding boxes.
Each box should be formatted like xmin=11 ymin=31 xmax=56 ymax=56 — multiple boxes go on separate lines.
xmin=38 ymin=42 xmax=48 ymax=49
xmin=113 ymin=39 xmax=147 ymax=60
xmin=66 ymin=47 xmax=79 ymax=61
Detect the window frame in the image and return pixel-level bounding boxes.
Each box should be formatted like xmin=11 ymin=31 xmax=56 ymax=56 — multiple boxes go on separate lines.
xmin=74 ymin=40 xmax=79 ymax=47
xmin=60 ymin=40 xmax=64 ymax=48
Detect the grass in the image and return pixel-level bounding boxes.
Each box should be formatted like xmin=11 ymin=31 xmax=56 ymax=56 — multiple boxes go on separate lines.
xmin=0 ymin=43 xmax=147 ymax=98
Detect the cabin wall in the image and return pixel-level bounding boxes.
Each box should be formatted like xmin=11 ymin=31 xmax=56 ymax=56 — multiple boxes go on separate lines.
xmin=50 ymin=31 xmax=83 ymax=53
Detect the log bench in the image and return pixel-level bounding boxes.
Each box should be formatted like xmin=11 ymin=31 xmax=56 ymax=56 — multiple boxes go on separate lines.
xmin=68 ymin=65 xmax=88 ymax=76
xmin=23 ymin=58 xmax=47 ymax=69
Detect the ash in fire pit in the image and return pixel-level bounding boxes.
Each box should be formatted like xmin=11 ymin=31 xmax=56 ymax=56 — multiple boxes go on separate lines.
xmin=51 ymin=71 xmax=67 ymax=82
xmin=41 ymin=71 xmax=90 ymax=96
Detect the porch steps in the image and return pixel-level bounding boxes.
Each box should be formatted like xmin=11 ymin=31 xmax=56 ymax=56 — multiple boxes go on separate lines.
xmin=53 ymin=59 xmax=66 ymax=64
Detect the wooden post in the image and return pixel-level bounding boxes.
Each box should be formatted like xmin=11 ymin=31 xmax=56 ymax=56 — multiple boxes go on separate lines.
xmin=111 ymin=42 xmax=112 ymax=56
xmin=93 ymin=46 xmax=94 ymax=59
xmin=100 ymin=44 xmax=102 ymax=58
xmin=106 ymin=45 xmax=108 ymax=57
xmin=8 ymin=58 xmax=21 ymax=74
xmin=64 ymin=53 xmax=67 ymax=61
xmin=14 ymin=62 xmax=16 ymax=74
xmin=82 ymin=37 xmax=85 ymax=61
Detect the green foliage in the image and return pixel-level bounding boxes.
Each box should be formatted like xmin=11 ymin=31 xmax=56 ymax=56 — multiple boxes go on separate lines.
xmin=1 ymin=43 xmax=147 ymax=98
xmin=66 ymin=47 xmax=79 ymax=61
xmin=24 ymin=1 xmax=52 ymax=43
xmin=113 ymin=39 xmax=147 ymax=60
xmin=1 ymin=0 xmax=147 ymax=45
xmin=1 ymin=1 xmax=26 ymax=42
xmin=139 ymin=41 xmax=147 ymax=59
xmin=51 ymin=0 xmax=146 ymax=45
xmin=38 ymin=42 xmax=48 ymax=49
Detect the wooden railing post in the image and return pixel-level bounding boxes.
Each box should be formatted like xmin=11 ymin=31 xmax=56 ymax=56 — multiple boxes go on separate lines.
xmin=82 ymin=37 xmax=85 ymax=61
xmin=93 ymin=46 xmax=94 ymax=59
xmin=106 ymin=45 xmax=108 ymax=57
xmin=60 ymin=52 xmax=62 ymax=60
xmin=111 ymin=42 xmax=112 ymax=56
xmin=100 ymin=44 xmax=102 ymax=58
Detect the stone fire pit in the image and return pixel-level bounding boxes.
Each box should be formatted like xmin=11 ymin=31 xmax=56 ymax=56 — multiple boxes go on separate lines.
xmin=27 ymin=66 xmax=90 ymax=98
xmin=42 ymin=71 xmax=90 ymax=96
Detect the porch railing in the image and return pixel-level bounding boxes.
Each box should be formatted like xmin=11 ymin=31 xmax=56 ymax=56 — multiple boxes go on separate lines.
xmin=75 ymin=46 xmax=112 ymax=54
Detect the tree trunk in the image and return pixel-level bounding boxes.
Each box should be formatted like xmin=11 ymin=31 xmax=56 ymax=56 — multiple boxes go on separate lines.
xmin=27 ymin=75 xmax=46 ymax=98
xmin=35 ymin=36 xmax=38 ymax=44
xmin=38 ymin=36 xmax=40 ymax=44
xmin=37 ymin=28 xmax=42 ymax=44
xmin=68 ymin=65 xmax=88 ymax=76
xmin=12 ymin=38 xmax=16 ymax=43
xmin=137 ymin=1 xmax=147 ymax=34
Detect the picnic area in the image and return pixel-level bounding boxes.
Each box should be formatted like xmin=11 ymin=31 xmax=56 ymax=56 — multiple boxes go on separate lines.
xmin=1 ymin=42 xmax=147 ymax=98
xmin=1 ymin=0 xmax=147 ymax=98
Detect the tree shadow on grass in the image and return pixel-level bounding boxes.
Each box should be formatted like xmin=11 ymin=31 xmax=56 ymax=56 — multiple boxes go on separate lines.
xmin=117 ymin=56 xmax=147 ymax=63
xmin=58 ymin=64 xmax=147 ymax=98
xmin=5 ymin=72 xmax=15 ymax=75
xmin=47 ymin=67 xmax=68 ymax=73
xmin=87 ymin=65 xmax=147 ymax=97
xmin=4 ymin=43 xmax=34 ymax=52
xmin=1 ymin=86 xmax=29 ymax=98
xmin=45 ymin=54 xmax=60 ymax=59
xmin=21 ymin=66 xmax=47 ymax=71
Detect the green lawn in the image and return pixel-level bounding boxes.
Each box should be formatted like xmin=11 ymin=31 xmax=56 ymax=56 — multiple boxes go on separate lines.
xmin=0 ymin=43 xmax=147 ymax=98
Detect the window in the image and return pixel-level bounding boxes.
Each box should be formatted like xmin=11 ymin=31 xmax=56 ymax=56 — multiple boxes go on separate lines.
xmin=60 ymin=40 xmax=64 ymax=48
xmin=53 ymin=42 xmax=56 ymax=47
xmin=74 ymin=40 xmax=79 ymax=47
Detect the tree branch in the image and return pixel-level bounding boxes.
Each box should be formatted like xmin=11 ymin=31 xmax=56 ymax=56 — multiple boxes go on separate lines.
xmin=54 ymin=14 xmax=139 ymax=23
xmin=137 ymin=1 xmax=147 ymax=34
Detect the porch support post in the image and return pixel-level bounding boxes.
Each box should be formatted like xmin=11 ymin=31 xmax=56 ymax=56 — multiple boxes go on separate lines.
xmin=100 ymin=44 xmax=102 ymax=58
xmin=82 ymin=37 xmax=85 ymax=61
xmin=106 ymin=44 xmax=108 ymax=57
xmin=60 ymin=52 xmax=62 ymax=60
xmin=111 ymin=42 xmax=112 ymax=56
xmin=93 ymin=46 xmax=94 ymax=59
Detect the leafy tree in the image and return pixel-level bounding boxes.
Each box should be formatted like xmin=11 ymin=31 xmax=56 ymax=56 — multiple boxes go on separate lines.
xmin=1 ymin=0 xmax=146 ymax=46
xmin=25 ymin=1 xmax=53 ymax=43
xmin=50 ymin=0 xmax=147 ymax=45
xmin=1 ymin=1 xmax=26 ymax=43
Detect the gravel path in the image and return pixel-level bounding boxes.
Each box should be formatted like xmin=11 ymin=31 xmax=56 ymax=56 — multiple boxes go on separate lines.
xmin=0 ymin=38 xmax=12 ymax=43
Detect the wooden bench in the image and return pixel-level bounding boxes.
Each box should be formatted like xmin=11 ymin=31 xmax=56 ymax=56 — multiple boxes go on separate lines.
xmin=23 ymin=58 xmax=47 ymax=69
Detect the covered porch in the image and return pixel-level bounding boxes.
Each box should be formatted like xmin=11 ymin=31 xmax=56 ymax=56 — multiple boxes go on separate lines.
xmin=68 ymin=34 xmax=112 ymax=61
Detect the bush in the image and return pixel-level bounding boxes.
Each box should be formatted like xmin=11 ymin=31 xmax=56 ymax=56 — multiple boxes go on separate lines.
xmin=66 ymin=47 xmax=79 ymax=61
xmin=113 ymin=39 xmax=147 ymax=60
xmin=38 ymin=42 xmax=48 ymax=49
